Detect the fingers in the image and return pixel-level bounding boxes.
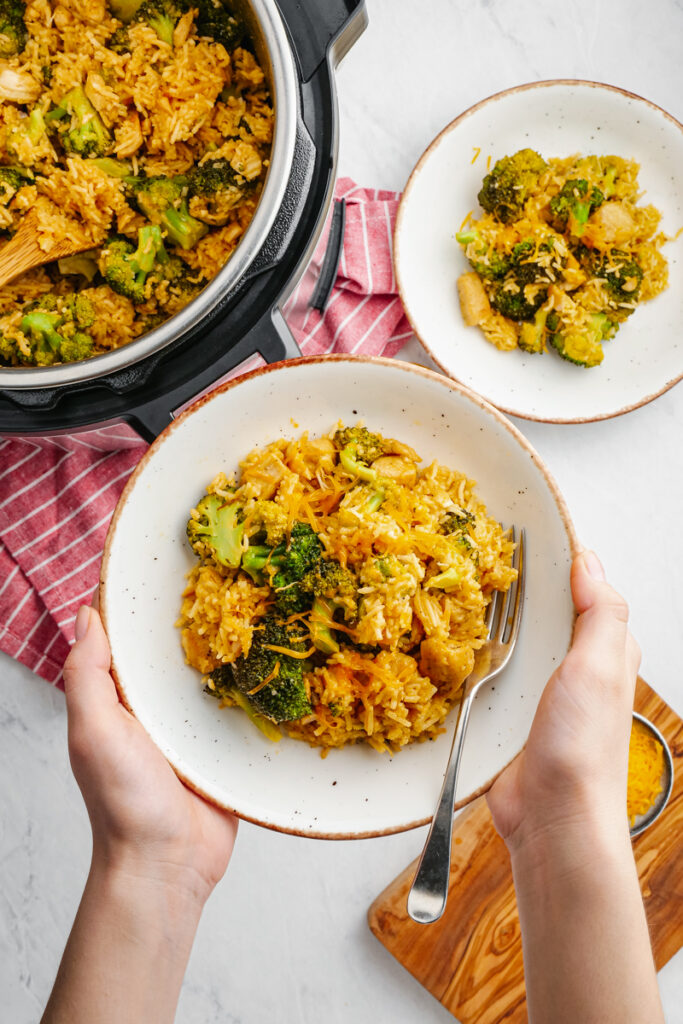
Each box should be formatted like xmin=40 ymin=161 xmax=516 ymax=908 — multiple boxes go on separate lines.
xmin=571 ymin=550 xmax=631 ymax=650
xmin=63 ymin=606 xmax=119 ymax=724
xmin=564 ymin=550 xmax=638 ymax=702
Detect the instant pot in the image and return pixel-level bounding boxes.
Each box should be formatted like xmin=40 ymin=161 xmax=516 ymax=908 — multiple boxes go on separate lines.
xmin=0 ymin=0 xmax=367 ymax=441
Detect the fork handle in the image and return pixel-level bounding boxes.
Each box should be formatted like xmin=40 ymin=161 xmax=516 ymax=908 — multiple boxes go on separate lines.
xmin=406 ymin=691 xmax=474 ymax=924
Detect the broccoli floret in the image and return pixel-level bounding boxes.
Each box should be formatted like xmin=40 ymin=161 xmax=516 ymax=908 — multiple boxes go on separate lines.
xmin=548 ymin=313 xmax=613 ymax=368
xmin=186 ymin=158 xmax=248 ymax=225
xmin=333 ymin=426 xmax=386 ymax=463
xmin=19 ymin=294 xmax=96 ymax=365
xmin=20 ymin=311 xmax=64 ymax=364
xmin=0 ymin=165 xmax=33 ymax=201
xmin=58 ymin=331 xmax=94 ymax=362
xmin=108 ymin=25 xmax=131 ymax=52
xmin=53 ymin=87 xmax=111 ymax=159
xmin=440 ymin=507 xmax=476 ymax=554
xmin=7 ymin=108 xmax=46 ymax=160
xmin=137 ymin=0 xmax=187 ymax=45
xmin=455 ymin=229 xmax=509 ymax=280
xmin=303 ymin=558 xmax=356 ymax=601
xmin=478 ymin=149 xmax=547 ymax=223
xmin=101 ymin=225 xmax=175 ymax=303
xmin=333 ymin=426 xmax=388 ymax=483
xmin=249 ymin=500 xmax=288 ymax=547
xmin=228 ymin=614 xmax=312 ymax=723
xmin=127 ymin=175 xmax=208 ymax=250
xmin=510 ymin=239 xmax=536 ymax=264
xmin=550 ymin=179 xmax=604 ymax=236
xmin=101 ymin=237 xmax=143 ymax=302
xmin=306 ymin=561 xmax=357 ymax=655
xmin=596 ymin=249 xmax=644 ymax=306
xmin=0 ymin=0 xmax=27 ymax=58
xmin=271 ymin=523 xmax=324 ymax=615
xmin=441 ymin=508 xmax=475 ymax=535
xmin=186 ymin=493 xmax=245 ymax=568
xmin=108 ymin=0 xmax=144 ymax=21
xmin=490 ymin=262 xmax=549 ymax=322
xmin=0 ymin=333 xmax=19 ymax=366
xmin=194 ymin=0 xmax=244 ymax=50
xmin=240 ymin=523 xmax=327 ymax=615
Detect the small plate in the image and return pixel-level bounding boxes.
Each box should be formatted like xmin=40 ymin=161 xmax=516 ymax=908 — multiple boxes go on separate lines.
xmin=100 ymin=357 xmax=577 ymax=838
xmin=629 ymin=712 xmax=674 ymax=838
xmin=394 ymin=80 xmax=683 ymax=423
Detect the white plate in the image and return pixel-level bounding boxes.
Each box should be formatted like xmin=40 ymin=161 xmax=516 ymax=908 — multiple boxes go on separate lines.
xmin=101 ymin=357 xmax=577 ymax=838
xmin=394 ymin=80 xmax=683 ymax=423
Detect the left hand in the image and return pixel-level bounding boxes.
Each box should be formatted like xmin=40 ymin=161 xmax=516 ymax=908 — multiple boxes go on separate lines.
xmin=63 ymin=604 xmax=238 ymax=903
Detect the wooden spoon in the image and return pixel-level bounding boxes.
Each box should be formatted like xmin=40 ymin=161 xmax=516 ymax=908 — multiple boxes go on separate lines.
xmin=0 ymin=209 xmax=95 ymax=288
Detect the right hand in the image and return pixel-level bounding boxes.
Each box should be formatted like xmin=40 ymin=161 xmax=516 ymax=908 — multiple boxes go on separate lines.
xmin=487 ymin=549 xmax=641 ymax=855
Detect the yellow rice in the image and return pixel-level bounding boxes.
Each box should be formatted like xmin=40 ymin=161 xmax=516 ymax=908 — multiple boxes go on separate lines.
xmin=178 ymin=426 xmax=517 ymax=754
xmin=0 ymin=0 xmax=273 ymax=364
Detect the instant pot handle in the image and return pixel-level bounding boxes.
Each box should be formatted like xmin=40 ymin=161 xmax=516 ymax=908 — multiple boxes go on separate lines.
xmin=276 ymin=0 xmax=367 ymax=81
xmin=126 ymin=308 xmax=300 ymax=443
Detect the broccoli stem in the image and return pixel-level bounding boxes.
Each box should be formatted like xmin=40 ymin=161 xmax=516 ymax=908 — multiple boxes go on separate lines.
xmin=162 ymin=203 xmax=208 ymax=250
xmin=427 ymin=567 xmax=461 ymax=592
xmin=229 ymin=688 xmax=282 ymax=742
xmin=20 ymin=312 xmax=64 ymax=353
xmin=339 ymin=447 xmax=379 ymax=483
xmin=310 ymin=597 xmax=340 ymax=655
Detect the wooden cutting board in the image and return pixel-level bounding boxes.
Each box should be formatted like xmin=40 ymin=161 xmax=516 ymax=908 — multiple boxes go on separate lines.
xmin=368 ymin=679 xmax=683 ymax=1024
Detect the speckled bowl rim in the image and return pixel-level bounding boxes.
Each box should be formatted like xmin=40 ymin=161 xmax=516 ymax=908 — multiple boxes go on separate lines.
xmin=629 ymin=711 xmax=675 ymax=838
xmin=394 ymin=78 xmax=683 ymax=425
xmin=100 ymin=355 xmax=579 ymax=839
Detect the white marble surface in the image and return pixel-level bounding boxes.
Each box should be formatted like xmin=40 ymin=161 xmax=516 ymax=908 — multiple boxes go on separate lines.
xmin=2 ymin=0 xmax=683 ymax=1021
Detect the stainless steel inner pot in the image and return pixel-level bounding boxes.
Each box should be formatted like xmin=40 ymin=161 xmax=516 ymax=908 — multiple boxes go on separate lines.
xmin=0 ymin=0 xmax=299 ymax=392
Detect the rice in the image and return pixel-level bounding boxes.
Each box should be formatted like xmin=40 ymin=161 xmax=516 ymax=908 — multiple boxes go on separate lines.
xmin=0 ymin=0 xmax=273 ymax=367
xmin=177 ymin=426 xmax=517 ymax=754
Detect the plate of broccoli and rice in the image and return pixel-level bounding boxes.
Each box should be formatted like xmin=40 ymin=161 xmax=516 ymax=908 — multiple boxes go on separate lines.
xmin=0 ymin=0 xmax=272 ymax=367
xmin=100 ymin=357 xmax=576 ymax=838
xmin=394 ymin=80 xmax=683 ymax=423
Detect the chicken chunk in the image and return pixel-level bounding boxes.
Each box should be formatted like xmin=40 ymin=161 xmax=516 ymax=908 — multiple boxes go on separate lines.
xmin=457 ymin=271 xmax=492 ymax=326
xmin=419 ymin=637 xmax=474 ymax=690
xmin=372 ymin=455 xmax=418 ymax=486
xmin=584 ymin=201 xmax=636 ymax=246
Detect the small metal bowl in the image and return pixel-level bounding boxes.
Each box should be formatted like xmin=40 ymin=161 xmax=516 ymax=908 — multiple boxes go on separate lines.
xmin=629 ymin=712 xmax=675 ymax=839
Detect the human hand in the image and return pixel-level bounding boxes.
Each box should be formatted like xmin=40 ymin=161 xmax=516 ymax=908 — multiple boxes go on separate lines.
xmin=63 ymin=604 xmax=238 ymax=905
xmin=487 ymin=549 xmax=641 ymax=857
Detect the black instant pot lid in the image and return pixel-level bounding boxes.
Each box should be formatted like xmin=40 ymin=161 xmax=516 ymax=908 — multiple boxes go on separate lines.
xmin=0 ymin=0 xmax=366 ymax=442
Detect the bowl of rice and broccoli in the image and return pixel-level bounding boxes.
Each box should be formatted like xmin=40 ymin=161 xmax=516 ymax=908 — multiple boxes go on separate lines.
xmin=100 ymin=356 xmax=576 ymax=837
xmin=394 ymin=80 xmax=683 ymax=422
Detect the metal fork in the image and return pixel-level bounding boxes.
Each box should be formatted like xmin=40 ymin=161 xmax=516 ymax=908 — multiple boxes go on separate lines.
xmin=407 ymin=527 xmax=526 ymax=924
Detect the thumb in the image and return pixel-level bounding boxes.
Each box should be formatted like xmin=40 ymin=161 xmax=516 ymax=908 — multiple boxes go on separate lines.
xmin=63 ymin=606 xmax=119 ymax=723
xmin=567 ymin=550 xmax=637 ymax=701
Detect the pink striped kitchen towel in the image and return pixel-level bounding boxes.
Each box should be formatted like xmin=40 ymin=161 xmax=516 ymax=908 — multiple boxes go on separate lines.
xmin=0 ymin=178 xmax=413 ymax=685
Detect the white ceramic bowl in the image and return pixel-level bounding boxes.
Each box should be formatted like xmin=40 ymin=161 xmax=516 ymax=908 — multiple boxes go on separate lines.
xmin=395 ymin=80 xmax=683 ymax=423
xmin=101 ymin=357 xmax=577 ymax=838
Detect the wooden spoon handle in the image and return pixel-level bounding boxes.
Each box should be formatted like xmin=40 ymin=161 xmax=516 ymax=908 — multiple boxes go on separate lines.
xmin=0 ymin=210 xmax=95 ymax=287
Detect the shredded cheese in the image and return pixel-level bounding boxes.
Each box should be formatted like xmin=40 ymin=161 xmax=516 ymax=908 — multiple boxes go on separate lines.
xmin=263 ymin=643 xmax=315 ymax=659
xmin=627 ymin=719 xmax=666 ymax=826
xmin=248 ymin=660 xmax=281 ymax=695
